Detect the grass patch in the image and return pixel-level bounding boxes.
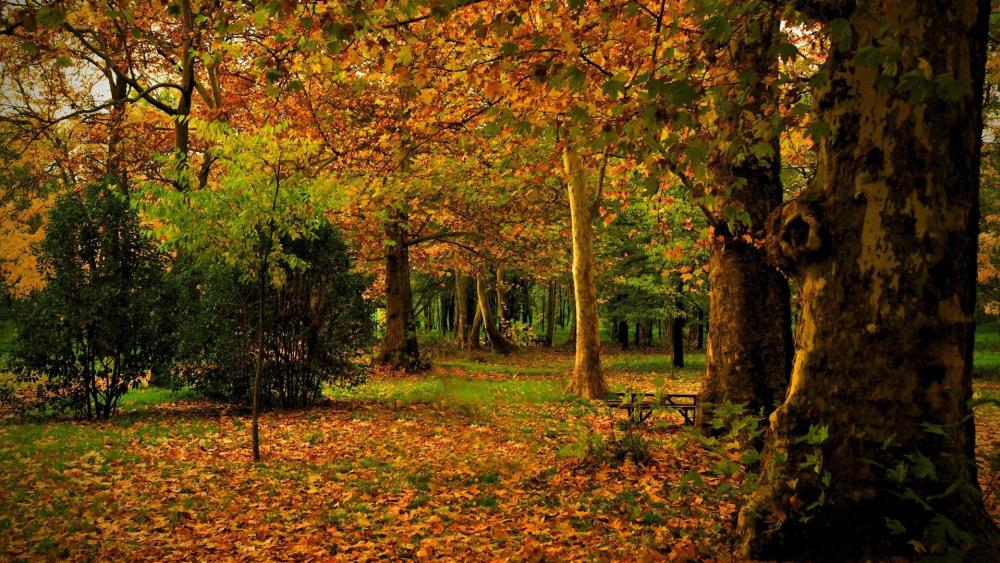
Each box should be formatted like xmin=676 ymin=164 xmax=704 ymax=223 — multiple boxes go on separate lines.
xmin=119 ymin=386 xmax=196 ymax=411
xmin=437 ymin=359 xmax=564 ymax=376
xmin=604 ymin=353 xmax=705 ymax=374
xmin=328 ymin=377 xmax=563 ymax=406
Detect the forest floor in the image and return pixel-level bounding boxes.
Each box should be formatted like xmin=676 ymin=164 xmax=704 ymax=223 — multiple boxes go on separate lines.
xmin=1 ymin=348 xmax=999 ymax=561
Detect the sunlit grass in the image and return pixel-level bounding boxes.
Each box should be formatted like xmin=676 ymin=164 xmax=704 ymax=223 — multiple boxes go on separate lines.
xmin=327 ymin=377 xmax=565 ymax=405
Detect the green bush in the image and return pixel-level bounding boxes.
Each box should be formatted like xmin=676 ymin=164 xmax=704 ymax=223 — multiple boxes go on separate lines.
xmin=9 ymin=181 xmax=176 ymax=419
xmin=171 ymin=224 xmax=373 ymax=408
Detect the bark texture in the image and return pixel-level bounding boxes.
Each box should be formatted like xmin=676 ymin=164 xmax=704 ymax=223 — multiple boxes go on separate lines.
xmin=700 ymin=7 xmax=793 ymax=423
xmin=739 ymin=1 xmax=1000 ymax=558
xmin=563 ymin=143 xmax=608 ymax=399
xmin=376 ymin=214 xmax=425 ymax=372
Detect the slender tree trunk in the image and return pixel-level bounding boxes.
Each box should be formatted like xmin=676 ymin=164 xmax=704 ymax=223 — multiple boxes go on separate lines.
xmin=173 ymin=0 xmax=195 ymax=191
xmin=377 ymin=213 xmax=424 ymax=371
xmin=695 ymin=308 xmax=704 ymax=351
xmin=544 ymin=281 xmax=556 ymax=347
xmin=618 ymin=320 xmax=629 ymax=350
xmin=456 ymin=273 xmax=469 ymax=347
xmin=699 ymin=6 xmax=793 ymax=425
xmin=476 ymin=272 xmax=513 ymax=354
xmin=563 ymin=142 xmax=607 ymax=399
xmin=252 ymin=263 xmax=264 ymax=463
xmin=495 ymin=267 xmax=504 ymax=329
xmin=671 ymin=315 xmax=684 ymax=368
xmin=470 ymin=305 xmax=482 ymax=350
xmin=739 ymin=1 xmax=1000 ymax=558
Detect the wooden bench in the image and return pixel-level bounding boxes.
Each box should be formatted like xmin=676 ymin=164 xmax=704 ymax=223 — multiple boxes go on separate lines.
xmin=605 ymin=392 xmax=699 ymax=426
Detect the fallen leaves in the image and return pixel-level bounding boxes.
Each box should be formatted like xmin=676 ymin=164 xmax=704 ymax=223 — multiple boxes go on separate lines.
xmin=1 ymin=356 xmax=998 ymax=561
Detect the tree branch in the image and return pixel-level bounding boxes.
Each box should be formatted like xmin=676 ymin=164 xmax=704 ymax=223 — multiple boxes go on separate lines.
xmin=382 ymin=0 xmax=486 ymax=29
xmin=405 ymin=231 xmax=477 ymax=247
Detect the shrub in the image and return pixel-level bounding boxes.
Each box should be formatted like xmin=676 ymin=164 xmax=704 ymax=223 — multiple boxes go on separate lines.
xmin=9 ymin=181 xmax=176 ymax=419
xmin=171 ymin=224 xmax=373 ymax=408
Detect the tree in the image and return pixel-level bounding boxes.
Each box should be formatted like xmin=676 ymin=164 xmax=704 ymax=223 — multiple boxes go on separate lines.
xmin=475 ymin=269 xmax=514 ymax=354
xmin=698 ymin=3 xmax=793 ymax=424
xmin=563 ymin=141 xmax=607 ymax=398
xmin=739 ymin=0 xmax=1000 ymax=558
xmin=170 ymin=226 xmax=372 ymax=410
xmin=144 ymin=120 xmax=342 ymax=461
xmin=377 ymin=207 xmax=426 ymax=371
xmin=10 ymin=181 xmax=174 ymax=419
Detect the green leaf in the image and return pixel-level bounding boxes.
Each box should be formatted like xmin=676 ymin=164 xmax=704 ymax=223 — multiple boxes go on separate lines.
xmin=564 ymin=65 xmax=586 ymax=92
xmin=665 ymin=81 xmax=698 ymax=106
xmin=36 ymin=7 xmax=66 ymax=27
xmin=602 ymin=77 xmax=625 ymax=99
xmin=885 ymin=518 xmax=907 ymax=535
xmin=828 ymin=19 xmax=852 ymax=51
xmin=749 ymin=141 xmax=775 ymax=161
xmin=906 ymin=451 xmax=937 ymax=481
xmin=775 ymin=41 xmax=798 ymax=62
xmin=712 ymin=459 xmax=739 ymax=476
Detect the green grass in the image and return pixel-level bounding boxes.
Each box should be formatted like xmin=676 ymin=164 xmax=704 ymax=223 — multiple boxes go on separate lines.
xmin=436 ymin=359 xmax=564 ymax=376
xmin=119 ymin=386 xmax=196 ymax=411
xmin=975 ymin=322 xmax=1000 ymax=377
xmin=604 ymin=353 xmax=705 ymax=374
xmin=328 ymin=376 xmax=564 ymax=405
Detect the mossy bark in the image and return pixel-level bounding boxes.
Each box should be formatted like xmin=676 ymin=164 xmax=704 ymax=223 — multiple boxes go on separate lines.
xmin=563 ymin=142 xmax=608 ymax=399
xmin=739 ymin=1 xmax=1000 ymax=558
xmin=700 ymin=7 xmax=793 ymax=424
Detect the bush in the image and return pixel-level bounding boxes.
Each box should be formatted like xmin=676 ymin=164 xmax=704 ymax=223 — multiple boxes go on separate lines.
xmin=171 ymin=224 xmax=373 ymax=408
xmin=9 ymin=181 xmax=176 ymax=419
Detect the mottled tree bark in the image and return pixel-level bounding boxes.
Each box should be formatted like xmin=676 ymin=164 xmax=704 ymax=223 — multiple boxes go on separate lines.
xmin=377 ymin=213 xmax=425 ymax=372
xmin=476 ymin=272 xmax=513 ymax=354
xmin=563 ymin=142 xmax=608 ymax=399
xmin=739 ymin=1 xmax=1000 ymax=558
xmin=700 ymin=6 xmax=793 ymax=424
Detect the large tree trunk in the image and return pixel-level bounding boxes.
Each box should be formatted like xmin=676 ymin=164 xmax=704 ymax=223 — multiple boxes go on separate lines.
xmin=700 ymin=6 xmax=793 ymax=424
xmin=544 ymin=281 xmax=556 ymax=347
xmin=739 ymin=1 xmax=999 ymax=559
xmin=476 ymin=272 xmax=513 ymax=354
xmin=563 ymin=142 xmax=608 ymax=399
xmin=377 ymin=213 xmax=424 ymax=371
